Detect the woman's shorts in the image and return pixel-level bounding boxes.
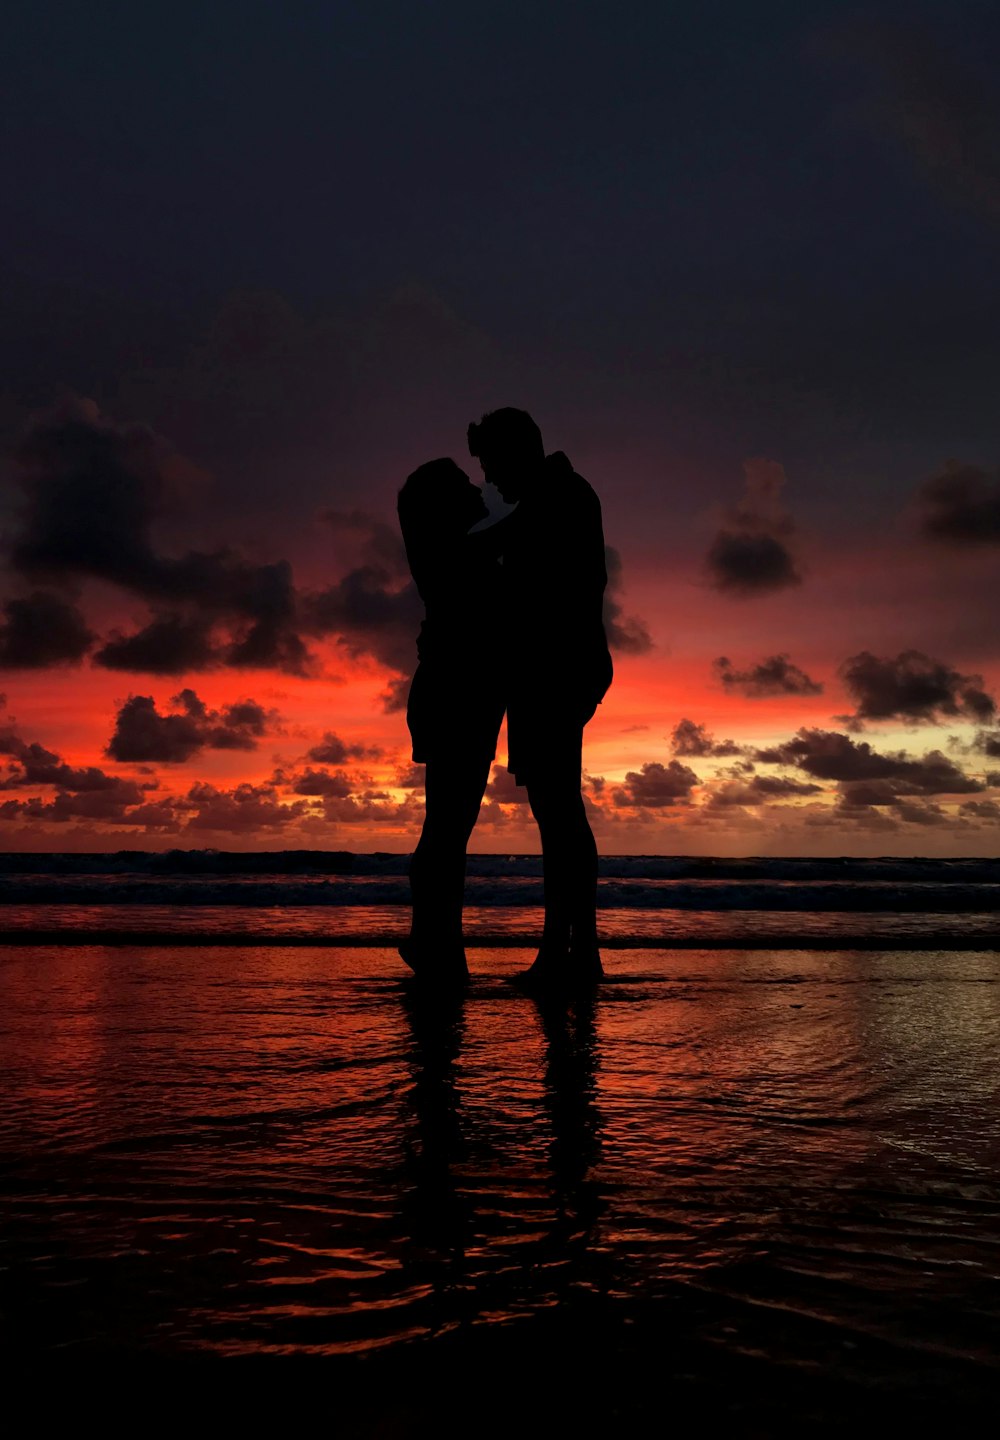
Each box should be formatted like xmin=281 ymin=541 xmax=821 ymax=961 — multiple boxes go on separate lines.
xmin=406 ymin=662 xmax=505 ymax=767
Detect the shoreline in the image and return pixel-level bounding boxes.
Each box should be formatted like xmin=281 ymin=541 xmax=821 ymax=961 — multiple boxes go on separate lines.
xmin=2 ymin=928 xmax=999 ymax=949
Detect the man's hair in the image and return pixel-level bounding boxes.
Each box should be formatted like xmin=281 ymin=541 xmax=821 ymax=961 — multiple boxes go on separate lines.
xmin=467 ymin=407 xmax=544 ymax=460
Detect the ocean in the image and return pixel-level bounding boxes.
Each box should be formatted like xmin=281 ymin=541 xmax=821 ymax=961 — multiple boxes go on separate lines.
xmin=2 ymin=852 xmax=999 ymax=1425
xmin=1 ymin=850 xmax=999 ymax=946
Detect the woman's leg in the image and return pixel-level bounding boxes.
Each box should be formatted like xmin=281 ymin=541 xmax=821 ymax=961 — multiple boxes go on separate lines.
xmin=406 ymin=753 xmax=494 ymax=970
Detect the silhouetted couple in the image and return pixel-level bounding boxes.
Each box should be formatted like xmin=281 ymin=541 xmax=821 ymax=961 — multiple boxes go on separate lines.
xmin=398 ymin=408 xmax=612 ymax=991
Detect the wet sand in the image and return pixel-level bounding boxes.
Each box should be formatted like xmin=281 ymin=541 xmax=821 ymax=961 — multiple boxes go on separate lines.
xmin=2 ymin=944 xmax=999 ymax=1427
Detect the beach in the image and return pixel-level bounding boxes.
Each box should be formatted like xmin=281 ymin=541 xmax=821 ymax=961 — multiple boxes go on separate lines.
xmin=3 ymin=933 xmax=999 ymax=1426
xmin=9 ymin=0 xmax=1000 ymax=1424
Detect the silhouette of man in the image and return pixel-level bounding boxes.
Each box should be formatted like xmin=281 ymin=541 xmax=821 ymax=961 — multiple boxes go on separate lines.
xmin=467 ymin=409 xmax=612 ymax=986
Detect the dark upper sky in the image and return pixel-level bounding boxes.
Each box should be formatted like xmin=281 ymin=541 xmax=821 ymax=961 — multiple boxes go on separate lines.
xmin=5 ymin=1 xmax=1000 ymax=455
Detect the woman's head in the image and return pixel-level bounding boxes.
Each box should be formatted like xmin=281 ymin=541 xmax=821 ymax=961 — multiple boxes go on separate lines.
xmin=398 ymin=458 xmax=487 ymax=548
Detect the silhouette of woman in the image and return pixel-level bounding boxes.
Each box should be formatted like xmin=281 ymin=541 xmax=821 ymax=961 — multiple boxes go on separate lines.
xmin=397 ymin=459 xmax=507 ymax=980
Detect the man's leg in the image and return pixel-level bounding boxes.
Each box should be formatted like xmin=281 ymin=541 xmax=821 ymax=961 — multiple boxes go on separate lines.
xmin=527 ymin=775 xmax=574 ymax=959
xmin=406 ymin=753 xmax=493 ymax=972
xmin=525 ymin=767 xmax=602 ymax=981
xmin=567 ymin=791 xmax=600 ymax=965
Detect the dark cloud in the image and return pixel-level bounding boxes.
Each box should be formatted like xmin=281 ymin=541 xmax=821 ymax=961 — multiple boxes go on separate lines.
xmin=1 ymin=769 xmax=147 ymax=812
xmin=613 ymin=759 xmax=698 ymax=807
xmin=839 ymin=650 xmax=995 ymax=727
xmin=301 ymin=563 xmax=420 ymax=701
xmin=804 ymin=802 xmax=901 ymax=834
xmin=301 ymin=510 xmax=421 ymax=706
xmin=380 ymin=675 xmax=413 ymax=714
xmin=223 ymin=579 xmax=316 ymax=676
xmin=918 ymin=462 xmax=1000 ymax=544
xmin=0 ymin=784 xmax=152 ymax=823
xmin=671 ymin=718 xmax=743 ymax=758
xmin=0 ymin=713 xmax=154 ymax=819
xmin=94 ymin=613 xmax=219 ymax=674
xmin=705 ymin=459 xmax=802 ymax=597
xmin=836 ymin=785 xmax=967 ymax=830
xmin=757 ymin=727 xmax=984 ymax=797
xmin=11 ymin=397 xmax=176 ymax=588
xmin=706 ymin=774 xmax=822 ymax=807
xmin=314 ymin=509 xmax=407 ymax=571
xmin=975 ymin=730 xmax=1000 ymax=759
xmin=834 ymin=779 xmax=908 ymax=808
xmin=736 ymin=774 xmax=823 ymax=800
xmin=486 ymin=767 xmax=529 ymax=803
xmin=179 ymin=780 xmax=308 ymax=832
xmin=0 ymin=769 xmax=312 ymax=833
xmin=603 ymin=546 xmax=653 ymax=654
xmin=889 ymin=799 xmax=950 ymax=827
xmin=106 ymin=689 xmax=274 ymax=763
xmin=9 ymin=399 xmax=315 ymax=676
xmin=217 ymin=699 xmax=272 ymax=743
xmin=393 ymin=763 xmax=426 ymax=790
xmin=1 ymin=748 xmax=147 ymax=801
xmin=962 ymin=798 xmax=1000 ymax=822
xmin=0 ymin=591 xmax=94 ymax=669
xmin=310 ymin=789 xmax=422 ymax=825
xmin=714 ymin=653 xmax=822 ymax=698
xmin=306 ymin=730 xmax=381 ymax=764
xmin=289 ymin=767 xmax=354 ymax=798
xmin=302 ymin=568 xmax=420 ymax=673
xmin=114 ymin=798 xmax=184 ymax=831
xmin=706 ymin=532 xmax=800 ymax=598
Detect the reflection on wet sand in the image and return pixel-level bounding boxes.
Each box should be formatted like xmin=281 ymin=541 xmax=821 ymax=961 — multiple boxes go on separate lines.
xmin=397 ymin=981 xmax=608 ymax=1336
xmin=1 ymin=945 xmax=999 ymax=1423
xmin=399 ymin=982 xmax=470 ymax=1272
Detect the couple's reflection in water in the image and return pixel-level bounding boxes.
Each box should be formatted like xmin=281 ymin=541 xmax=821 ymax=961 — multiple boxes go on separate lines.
xmin=397 ymin=980 xmax=605 ymax=1321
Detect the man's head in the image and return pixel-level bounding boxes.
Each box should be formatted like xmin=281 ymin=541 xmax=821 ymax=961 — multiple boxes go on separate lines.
xmin=467 ymin=408 xmax=545 ymax=502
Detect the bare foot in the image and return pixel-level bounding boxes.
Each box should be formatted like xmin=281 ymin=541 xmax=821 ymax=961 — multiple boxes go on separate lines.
xmin=568 ymin=942 xmax=605 ymax=982
xmin=510 ymin=945 xmax=602 ymax=994
xmin=399 ymin=938 xmax=470 ymax=984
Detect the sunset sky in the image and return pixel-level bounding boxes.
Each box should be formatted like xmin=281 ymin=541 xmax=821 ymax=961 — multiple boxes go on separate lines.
xmin=3 ymin=0 xmax=1000 ymax=854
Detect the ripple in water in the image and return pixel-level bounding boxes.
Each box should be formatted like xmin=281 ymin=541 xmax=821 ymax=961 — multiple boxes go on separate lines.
xmin=2 ymin=944 xmax=999 ymax=1418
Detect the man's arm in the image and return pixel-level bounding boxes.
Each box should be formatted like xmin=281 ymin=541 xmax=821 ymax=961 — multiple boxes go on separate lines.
xmin=569 ymin=480 xmax=609 ymax=629
xmin=465 ymin=505 xmax=520 ymax=561
xmin=568 ymin=478 xmax=613 ymax=715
